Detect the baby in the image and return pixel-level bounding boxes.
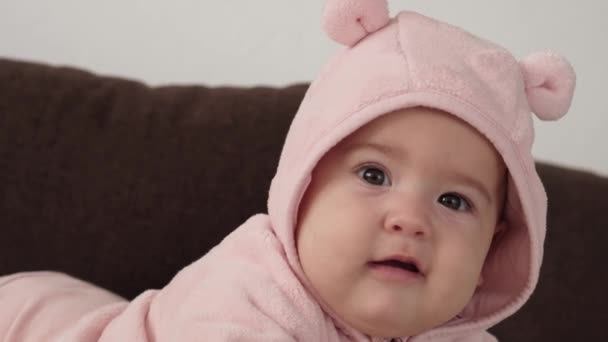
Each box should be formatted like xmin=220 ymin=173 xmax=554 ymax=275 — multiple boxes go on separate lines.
xmin=0 ymin=1 xmax=576 ymax=341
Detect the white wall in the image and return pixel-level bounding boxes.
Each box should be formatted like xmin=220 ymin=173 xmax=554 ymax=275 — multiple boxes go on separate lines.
xmin=1 ymin=0 xmax=607 ymax=175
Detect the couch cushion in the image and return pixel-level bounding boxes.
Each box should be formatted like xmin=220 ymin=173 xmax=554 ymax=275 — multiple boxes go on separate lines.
xmin=0 ymin=58 xmax=305 ymax=297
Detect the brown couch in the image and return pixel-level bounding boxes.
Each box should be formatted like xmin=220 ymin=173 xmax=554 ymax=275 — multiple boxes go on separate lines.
xmin=1 ymin=58 xmax=606 ymax=341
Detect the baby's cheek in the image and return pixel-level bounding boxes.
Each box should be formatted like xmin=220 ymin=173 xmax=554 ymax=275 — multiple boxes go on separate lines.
xmin=433 ymin=205 xmax=479 ymax=230
xmin=441 ymin=253 xmax=482 ymax=304
xmin=439 ymin=237 xmax=486 ymax=284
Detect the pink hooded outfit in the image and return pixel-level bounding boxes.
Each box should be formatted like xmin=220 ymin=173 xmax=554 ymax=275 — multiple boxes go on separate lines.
xmin=0 ymin=1 xmax=576 ymax=341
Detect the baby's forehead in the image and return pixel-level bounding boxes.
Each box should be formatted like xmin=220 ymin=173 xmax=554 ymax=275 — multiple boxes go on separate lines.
xmin=340 ymin=109 xmax=499 ymax=157
xmin=328 ymin=114 xmax=506 ymax=181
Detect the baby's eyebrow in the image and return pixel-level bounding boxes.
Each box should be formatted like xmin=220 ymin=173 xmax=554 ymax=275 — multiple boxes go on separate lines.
xmin=342 ymin=141 xmax=405 ymax=159
xmin=448 ymin=172 xmax=493 ymax=205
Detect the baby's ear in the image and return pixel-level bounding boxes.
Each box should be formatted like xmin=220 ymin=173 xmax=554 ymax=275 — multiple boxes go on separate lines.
xmin=494 ymin=220 xmax=507 ymax=236
xmin=478 ymin=221 xmax=508 ymax=287
xmin=322 ymin=0 xmax=390 ymax=46
xmin=477 ymin=274 xmax=484 ymax=287
xmin=519 ymin=51 xmax=576 ymax=121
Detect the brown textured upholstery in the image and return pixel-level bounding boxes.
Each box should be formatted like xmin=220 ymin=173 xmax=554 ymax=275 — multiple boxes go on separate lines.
xmin=1 ymin=58 xmax=606 ymax=340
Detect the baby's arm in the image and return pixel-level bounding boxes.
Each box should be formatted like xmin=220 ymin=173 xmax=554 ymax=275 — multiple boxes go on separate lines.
xmin=482 ymin=332 xmax=498 ymax=342
xmin=0 ymin=271 xmax=126 ymax=341
xmin=0 ymin=269 xmax=299 ymax=342
xmin=0 ymin=216 xmax=315 ymax=341
xmin=473 ymin=331 xmax=498 ymax=342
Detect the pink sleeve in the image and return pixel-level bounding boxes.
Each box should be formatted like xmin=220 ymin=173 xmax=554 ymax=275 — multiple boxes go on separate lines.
xmin=0 ymin=217 xmax=320 ymax=342
xmin=482 ymin=331 xmax=498 ymax=342
xmin=0 ymin=272 xmax=126 ymax=342
xmin=0 ymin=267 xmax=301 ymax=342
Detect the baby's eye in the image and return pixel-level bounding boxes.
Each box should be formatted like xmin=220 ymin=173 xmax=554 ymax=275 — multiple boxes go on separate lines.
xmin=357 ymin=166 xmax=391 ymax=186
xmin=438 ymin=193 xmax=472 ymax=212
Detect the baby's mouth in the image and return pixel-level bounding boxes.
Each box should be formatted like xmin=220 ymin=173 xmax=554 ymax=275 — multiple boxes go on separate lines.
xmin=368 ymin=257 xmax=424 ymax=277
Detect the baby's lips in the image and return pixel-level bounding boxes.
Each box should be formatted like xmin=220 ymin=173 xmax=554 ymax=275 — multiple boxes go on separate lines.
xmin=370 ymin=254 xmax=426 ymax=276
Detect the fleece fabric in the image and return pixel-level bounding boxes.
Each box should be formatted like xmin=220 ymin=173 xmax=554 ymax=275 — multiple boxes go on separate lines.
xmin=0 ymin=2 xmax=575 ymax=342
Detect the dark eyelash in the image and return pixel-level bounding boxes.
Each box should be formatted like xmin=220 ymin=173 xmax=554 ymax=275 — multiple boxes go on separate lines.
xmin=355 ymin=163 xmax=391 ymax=184
xmin=438 ymin=192 xmax=472 ymax=212
xmin=354 ymin=162 xmax=381 ymax=172
xmin=454 ymin=193 xmax=475 ymax=211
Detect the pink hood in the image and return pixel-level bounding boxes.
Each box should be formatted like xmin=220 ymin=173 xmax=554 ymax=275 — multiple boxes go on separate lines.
xmin=268 ymin=2 xmax=575 ymax=341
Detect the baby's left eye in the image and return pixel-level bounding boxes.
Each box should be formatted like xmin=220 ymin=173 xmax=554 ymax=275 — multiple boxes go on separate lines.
xmin=357 ymin=166 xmax=391 ymax=186
xmin=438 ymin=193 xmax=472 ymax=212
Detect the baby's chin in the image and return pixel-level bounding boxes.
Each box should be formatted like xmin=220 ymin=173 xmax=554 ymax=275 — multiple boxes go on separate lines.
xmin=340 ymin=305 xmax=434 ymax=338
xmin=349 ymin=317 xmax=428 ymax=339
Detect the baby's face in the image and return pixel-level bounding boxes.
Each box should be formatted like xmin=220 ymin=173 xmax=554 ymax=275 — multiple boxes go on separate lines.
xmin=296 ymin=107 xmax=506 ymax=338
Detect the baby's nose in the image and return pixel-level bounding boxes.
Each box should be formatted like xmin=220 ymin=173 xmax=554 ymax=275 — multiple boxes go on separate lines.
xmin=383 ymin=195 xmax=432 ymax=238
xmin=385 ymin=216 xmax=429 ymax=238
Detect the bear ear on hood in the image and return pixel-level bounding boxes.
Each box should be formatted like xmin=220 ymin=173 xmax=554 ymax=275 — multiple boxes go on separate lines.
xmin=519 ymin=51 xmax=576 ymax=121
xmin=322 ymin=0 xmax=390 ymax=46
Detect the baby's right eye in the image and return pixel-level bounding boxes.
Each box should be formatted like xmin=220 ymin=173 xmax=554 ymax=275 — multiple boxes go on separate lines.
xmin=357 ymin=165 xmax=391 ymax=186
